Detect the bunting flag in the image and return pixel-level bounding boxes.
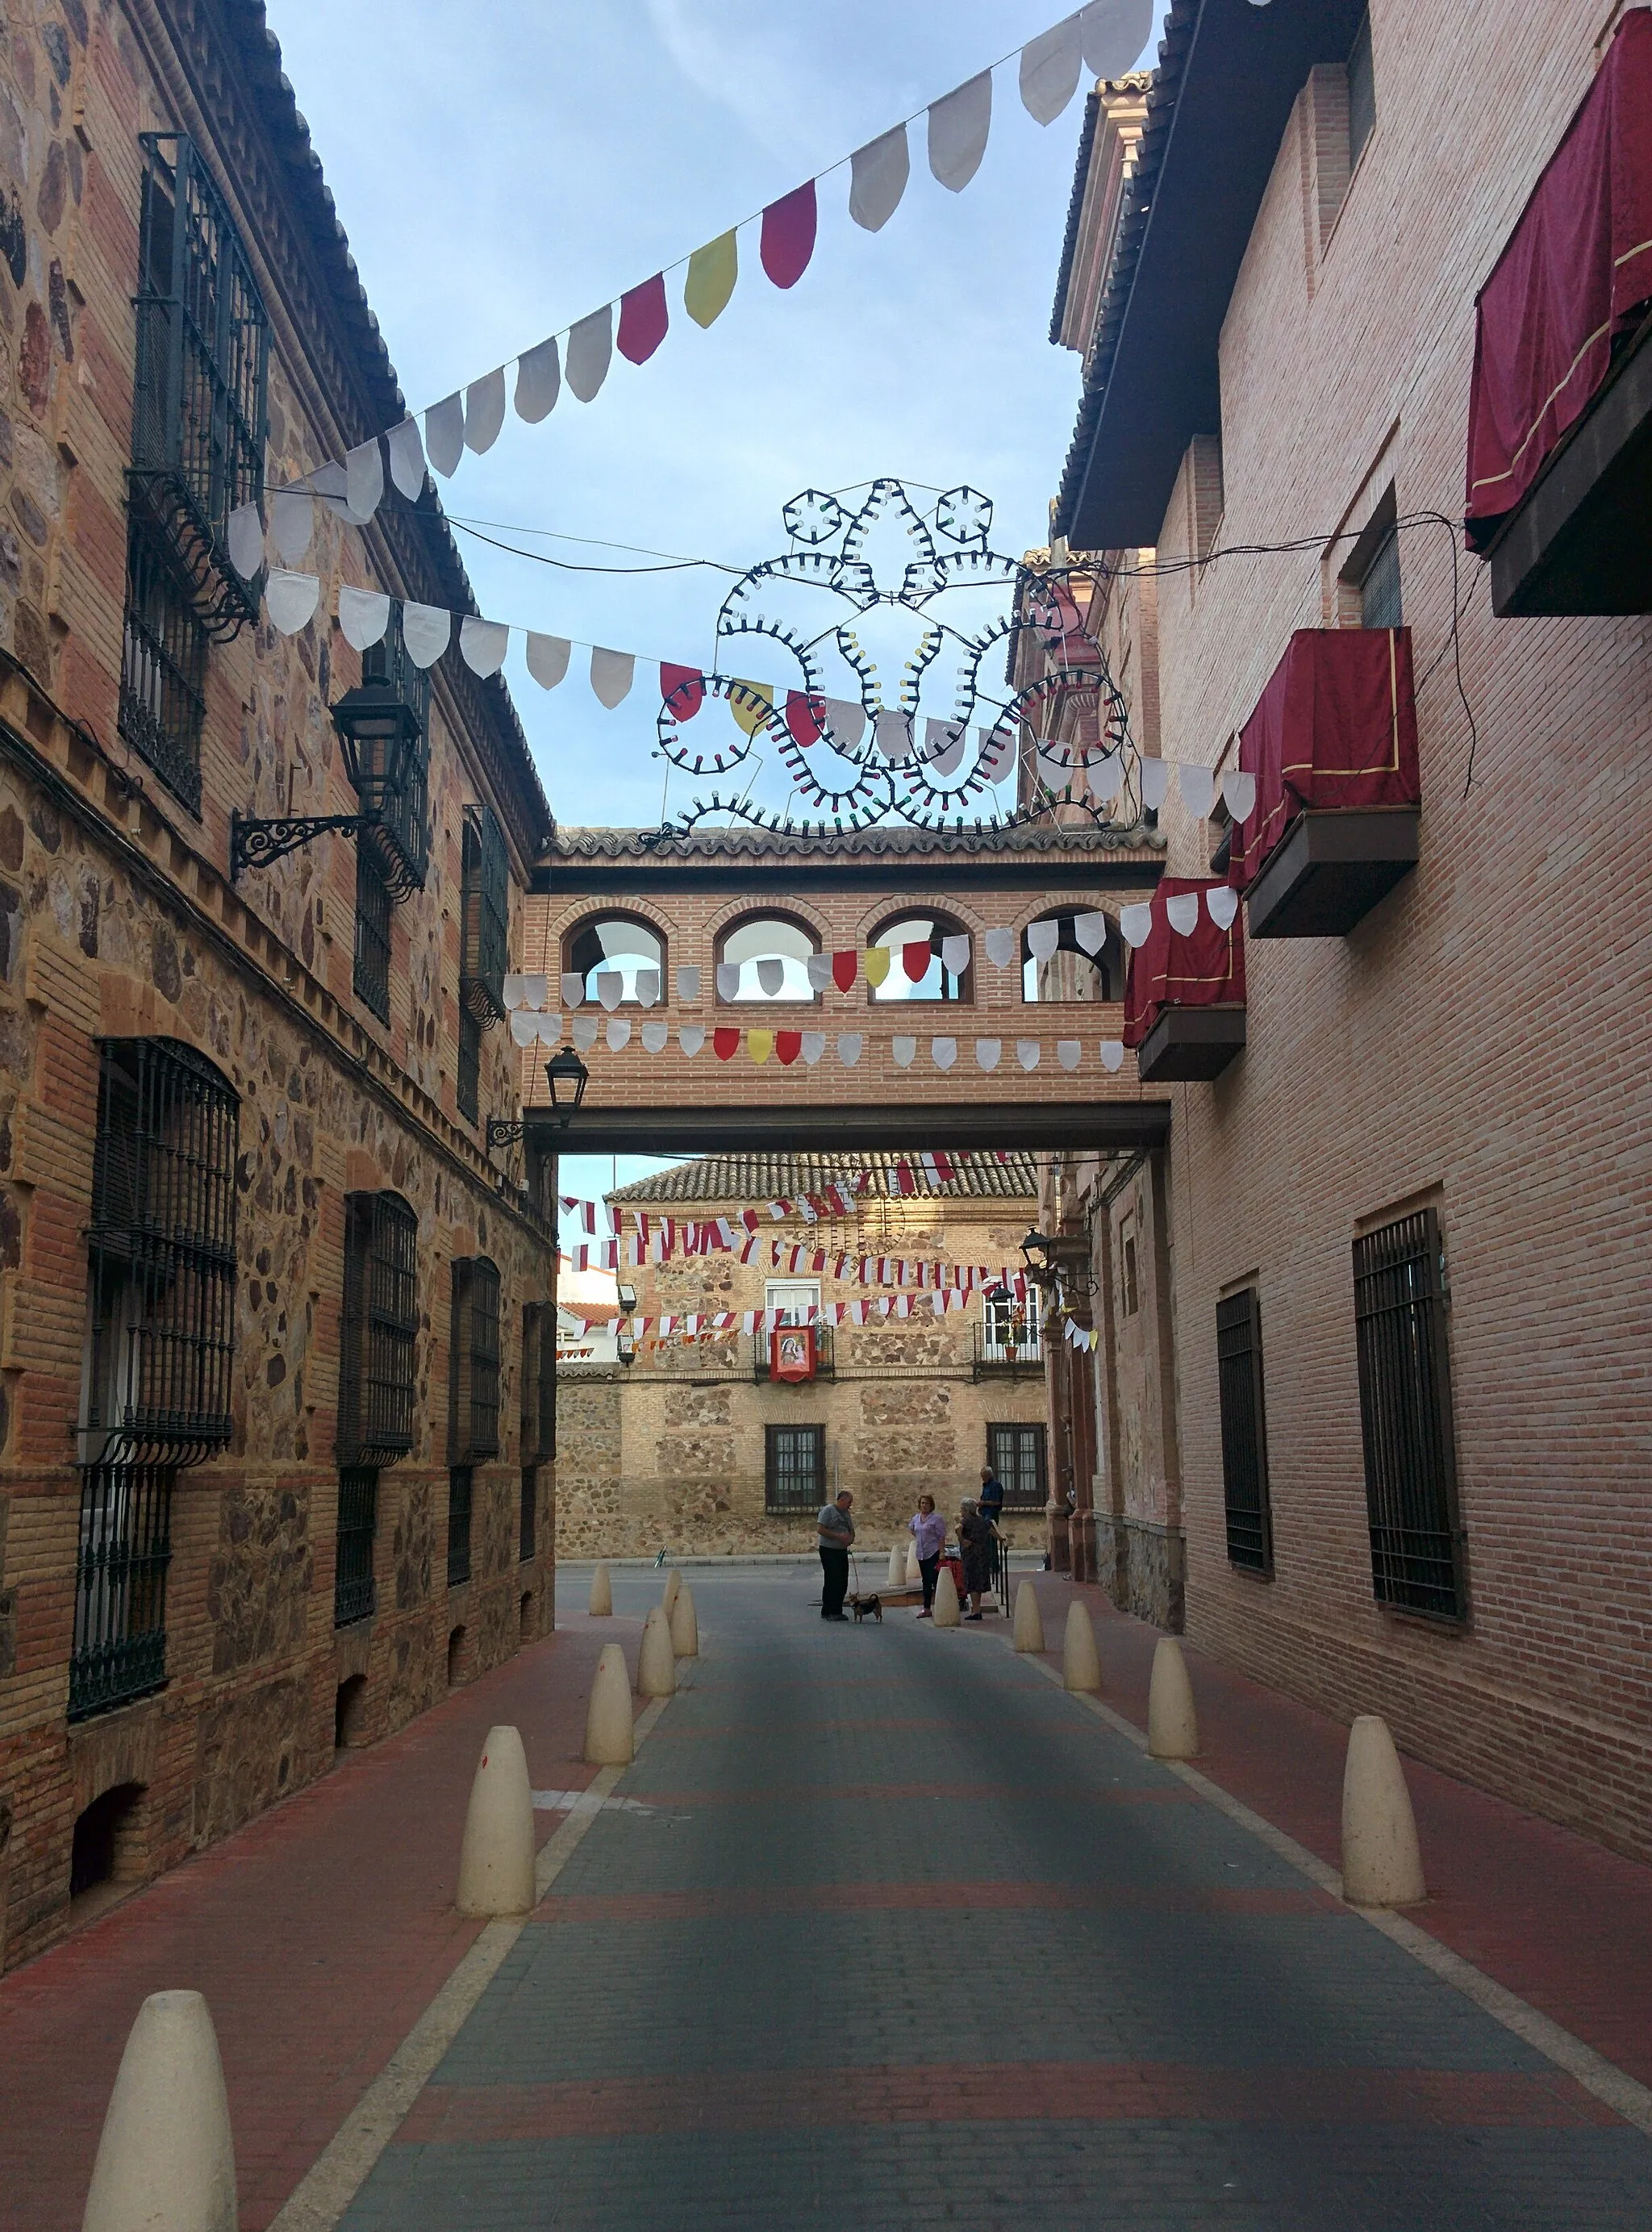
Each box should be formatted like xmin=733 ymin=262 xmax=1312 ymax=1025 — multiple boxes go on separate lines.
xmin=526 ymin=1023 xmax=1134 ymax=1074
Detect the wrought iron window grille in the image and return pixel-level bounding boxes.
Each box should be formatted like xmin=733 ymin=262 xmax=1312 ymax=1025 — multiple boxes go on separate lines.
xmin=987 ymin=1423 xmax=1047 ymax=1510
xmin=520 ymin=1303 xmax=556 ymax=1463
xmin=337 ymin=1193 xmax=419 ymax=1468
xmin=353 ymin=842 xmax=393 ymax=1026
xmin=69 ymin=1461 xmax=174 ymax=1721
xmin=1216 ymin=1289 xmax=1274 ymax=1575
xmin=447 ymin=1465 xmax=473 ymax=1587
xmin=1353 ymin=1208 xmax=1466 ymax=1622
xmin=129 ymin=135 xmax=269 ymax=638
xmin=333 ymin=1466 xmax=378 ymax=1627
xmin=457 ymin=1004 xmax=482 ymax=1124
xmin=461 ymin=804 xmax=510 ymax=1026
xmin=449 ymin=1258 xmax=502 ymax=1462
xmin=119 ymin=512 xmax=210 ymax=815
xmin=519 ymin=1464 xmax=537 ymax=1563
xmin=765 ymin=1423 xmax=825 ymax=1514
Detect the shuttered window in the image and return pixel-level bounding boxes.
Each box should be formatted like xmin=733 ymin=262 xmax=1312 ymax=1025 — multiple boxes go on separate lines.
xmin=461 ymin=804 xmax=510 ymax=1024
xmin=987 ymin=1423 xmax=1047 ymax=1510
xmin=1216 ymin=1290 xmax=1273 ymax=1575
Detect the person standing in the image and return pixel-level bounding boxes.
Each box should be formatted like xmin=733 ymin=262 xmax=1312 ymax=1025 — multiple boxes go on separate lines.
xmin=816 ymin=1489 xmax=855 ymax=1621
xmin=978 ymin=1463 xmax=1007 ymax=1605
xmin=958 ymin=1497 xmax=995 ymax=1621
xmin=909 ymin=1493 xmax=947 ymax=1618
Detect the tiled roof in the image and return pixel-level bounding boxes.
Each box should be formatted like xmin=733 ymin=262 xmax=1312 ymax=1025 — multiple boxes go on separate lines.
xmin=607 ymin=1150 xmax=1039 ymax=1207
xmin=548 ymin=822 xmax=1153 ymax=862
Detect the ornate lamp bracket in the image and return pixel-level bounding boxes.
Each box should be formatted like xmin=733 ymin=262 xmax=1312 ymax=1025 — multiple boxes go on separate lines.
xmin=230 ymin=809 xmax=370 ymax=882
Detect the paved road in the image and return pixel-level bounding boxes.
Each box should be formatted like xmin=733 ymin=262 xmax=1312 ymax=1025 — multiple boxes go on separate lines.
xmin=339 ymin=1566 xmax=1652 ymax=2230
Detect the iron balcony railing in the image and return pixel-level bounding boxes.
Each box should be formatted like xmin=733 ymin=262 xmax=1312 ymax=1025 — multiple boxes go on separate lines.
xmin=971 ymin=1324 xmax=1044 ymax=1380
xmin=333 ymin=1467 xmax=378 ymax=1628
xmin=753 ymin=1325 xmax=836 ymax=1383
xmin=69 ymin=1462 xmax=173 ymax=1721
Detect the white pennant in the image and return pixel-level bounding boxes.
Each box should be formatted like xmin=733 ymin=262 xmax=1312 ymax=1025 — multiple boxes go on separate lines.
xmin=676 ymin=966 xmax=701 ymax=1004
xmin=510 ymin=1012 xmax=539 ymax=1046
xmin=1080 ymin=0 xmax=1153 ymax=76
xmin=571 ymin=1015 xmax=599 ymax=1052
xmin=1057 ymin=1040 xmax=1082 ymax=1071
xmin=515 ymin=336 xmax=561 ymax=423
xmin=527 ymin=633 xmax=571 ymax=690
xmin=521 ymin=974 xmax=549 ymax=1008
xmin=460 ymin=616 xmax=509 ymax=678
xmin=503 ymin=974 xmax=532 ymax=1009
xmin=1074 ymin=910 xmax=1108 ymax=956
xmin=386 ymin=415 xmax=427 ymax=499
xmin=801 ymin=1032 xmax=826 ymax=1066
xmin=974 ymin=1039 xmax=1002 ymax=1071
xmin=849 ymin=123 xmax=909 ymax=232
xmin=345 ymin=437 xmax=383 ymax=521
xmin=824 ymin=698 xmax=866 ymax=750
xmin=837 ymin=1033 xmax=864 ymax=1067
xmin=606 ymin=1017 xmax=632 ymax=1052
xmin=805 ymin=952 xmax=833 ymax=993
xmin=640 ymin=1020 xmax=670 ymax=1056
xmin=892 ymin=1037 xmax=916 ymax=1069
xmin=1028 ymin=919 xmax=1061 ymax=964
xmin=1207 ymin=885 xmax=1240 ymax=932
xmin=932 ymin=1036 xmax=957 ymax=1071
xmin=1166 ymin=893 xmax=1200 ymax=937
xmin=680 ymin=1025 xmax=706 ymax=1057
xmin=941 ymin=934 xmax=971 ymax=977
xmin=1036 ymin=744 xmax=1070 ymax=792
xmin=465 ymin=367 xmax=507 ymax=455
xmin=984 ymin=927 xmax=1016 ymax=969
xmin=635 ymin=969 xmax=661 ymax=1008
xmin=924 ymin=717 xmax=968 ymax=774
xmin=1100 ymin=1039 xmax=1125 ymax=1073
xmin=425 ymin=393 xmax=465 ymax=478
xmin=590 ymin=648 xmax=635 ymax=707
xmin=874 ymin=709 xmax=914 ymax=762
xmin=715 ymin=963 xmax=740 ymax=1001
xmin=756 ymin=957 xmax=784 ymax=997
xmin=271 ymin=488 xmax=314 ymax=565
xmin=1020 ymin=15 xmax=1083 ymax=125
xmin=538 ymin=1014 xmax=565 ymax=1045
xmin=227 ymin=502 xmax=264 ymax=580
xmin=401 ymin=603 xmax=452 ymax=668
xmin=977 ymin=727 xmax=1017 ymax=782
xmin=595 ymin=971 xmax=624 ymax=1011
xmin=1091 ymin=750 xmax=1124 ymax=803
xmin=1179 ymin=764 xmax=1215 ymax=819
xmin=1223 ymin=769 xmax=1258 ymax=821
xmin=561 ymin=970 xmax=586 ymax=1009
xmin=1017 ymin=1040 xmax=1041 ymax=1071
xmin=1141 ymin=757 xmax=1170 ymax=811
xmin=928 ymin=71 xmax=992 ymax=191
xmin=265 ymin=569 xmax=319 ymax=634
xmin=565 ymin=307 xmax=613 ymax=403
xmin=1119 ymin=903 xmax=1154 ymax=949
xmin=338 ymin=584 xmax=390 ymax=652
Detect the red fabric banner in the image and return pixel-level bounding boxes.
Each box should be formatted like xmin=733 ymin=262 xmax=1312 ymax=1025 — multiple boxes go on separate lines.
xmin=1229 ymin=628 xmax=1420 ymax=892
xmin=1123 ymin=877 xmax=1245 ymax=1050
xmin=1465 ymin=9 xmax=1652 ymax=549
xmin=761 ymin=181 xmax=817 ymax=290
xmin=661 ymin=662 xmax=704 ymax=717
xmin=775 ymin=1030 xmax=802 ymax=1066
xmin=617 ymin=273 xmax=670 ymax=365
xmin=902 ymin=941 xmax=932 ymax=982
xmin=771 ymin=1325 xmax=816 ymax=1383
xmin=713 ymin=1027 xmax=740 ymax=1061
xmin=785 ymin=690 xmax=826 ymax=745
xmin=832 ymin=949 xmax=858 ymax=992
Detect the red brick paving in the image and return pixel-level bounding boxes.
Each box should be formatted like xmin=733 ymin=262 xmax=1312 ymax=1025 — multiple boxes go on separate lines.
xmin=0 ymin=1612 xmax=642 ymax=2232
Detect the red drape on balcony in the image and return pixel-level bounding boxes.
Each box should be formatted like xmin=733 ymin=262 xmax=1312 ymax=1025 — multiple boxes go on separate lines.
xmin=1122 ymin=878 xmax=1245 ymax=1050
xmin=1230 ymin=628 xmax=1420 ymax=893
xmin=1464 ymin=8 xmax=1652 ymax=551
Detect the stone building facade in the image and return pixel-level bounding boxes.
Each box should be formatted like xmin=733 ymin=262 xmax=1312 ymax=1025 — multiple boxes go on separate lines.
xmin=1037 ymin=6 xmax=1652 ymax=1861
xmin=0 ymin=0 xmax=556 ymax=1971
xmin=556 ymin=1154 xmax=1049 ymax=1562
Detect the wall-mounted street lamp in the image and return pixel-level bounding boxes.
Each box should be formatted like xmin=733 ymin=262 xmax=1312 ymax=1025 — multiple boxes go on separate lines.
xmin=615 ymin=1328 xmax=636 ymax=1366
xmin=1020 ymin=1228 xmax=1094 ymax=1298
xmin=616 ymin=1283 xmax=638 ymax=1312
xmin=486 ymin=1046 xmax=591 ymax=1151
xmin=231 ymin=680 xmax=425 ymax=881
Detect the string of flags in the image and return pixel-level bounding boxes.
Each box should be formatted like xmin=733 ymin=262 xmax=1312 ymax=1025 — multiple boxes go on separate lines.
xmin=540 ymin=1020 xmax=1134 ymax=1073
xmin=561 ymin=1286 xmax=1030 ymax=1349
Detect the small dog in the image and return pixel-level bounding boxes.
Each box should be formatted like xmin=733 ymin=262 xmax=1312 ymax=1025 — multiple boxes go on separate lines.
xmin=849 ymin=1592 xmax=882 ymax=1623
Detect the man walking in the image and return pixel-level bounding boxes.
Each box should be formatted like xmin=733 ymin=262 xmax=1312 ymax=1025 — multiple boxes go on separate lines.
xmin=817 ymin=1489 xmax=855 ymax=1621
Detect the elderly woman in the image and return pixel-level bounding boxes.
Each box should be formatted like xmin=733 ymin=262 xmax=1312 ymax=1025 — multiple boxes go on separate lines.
xmin=908 ymin=1493 xmax=947 ymax=1618
xmin=957 ymin=1497 xmax=995 ymax=1622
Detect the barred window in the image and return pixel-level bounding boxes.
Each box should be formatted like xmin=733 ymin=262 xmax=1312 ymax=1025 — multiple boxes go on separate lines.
xmin=987 ymin=1423 xmax=1047 ymax=1510
xmin=359 ymin=618 xmax=432 ymax=898
xmin=1216 ymin=1290 xmax=1273 ymax=1575
xmin=119 ymin=514 xmax=209 ymax=814
xmin=765 ymin=1424 xmax=824 ymax=1513
xmin=353 ymin=843 xmax=393 ymax=1026
xmin=82 ymin=1037 xmax=239 ymax=1466
xmin=450 ymin=1258 xmax=501 ymax=1462
xmin=457 ymin=1004 xmax=482 ymax=1124
xmin=461 ymin=804 xmax=510 ymax=1024
xmin=69 ymin=1462 xmax=173 ymax=1722
xmin=334 ymin=1466 xmax=378 ymax=1628
xmin=1354 ymin=1208 xmax=1466 ymax=1622
xmin=447 ymin=1465 xmax=473 ymax=1587
xmin=338 ymin=1193 xmax=419 ymax=1467
xmin=130 ymin=135 xmax=269 ymax=629
xmin=520 ymin=1302 xmax=556 ymax=1463
xmin=519 ymin=1465 xmax=537 ymax=1563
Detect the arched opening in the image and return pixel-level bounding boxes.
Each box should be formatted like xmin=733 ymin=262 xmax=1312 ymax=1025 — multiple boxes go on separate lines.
xmin=519 ymin=1590 xmax=534 ymax=1642
xmin=334 ymin=1673 xmax=369 ymax=1750
xmin=446 ymin=1623 xmax=468 ymax=1688
xmin=1021 ymin=909 xmax=1125 ymax=1003
xmin=715 ymin=913 xmax=820 ymax=1003
xmin=564 ymin=915 xmax=665 ymax=1006
xmin=868 ymin=911 xmax=973 ymax=1003
xmin=69 ymin=1782 xmax=145 ymax=1906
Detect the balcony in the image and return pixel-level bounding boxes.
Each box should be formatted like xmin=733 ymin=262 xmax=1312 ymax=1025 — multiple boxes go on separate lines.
xmin=972 ymin=1325 xmax=1044 ymax=1382
xmin=1124 ymin=876 xmax=1246 ymax=1085
xmin=1135 ymin=1005 xmax=1247 ymax=1083
xmin=753 ymin=1325 xmax=836 ymax=1383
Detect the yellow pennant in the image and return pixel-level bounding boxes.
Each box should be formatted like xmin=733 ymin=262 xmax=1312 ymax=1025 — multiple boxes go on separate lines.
xmin=684 ymin=230 xmax=738 ymax=329
xmin=747 ymin=1029 xmax=774 ymax=1065
xmin=730 ymin=681 xmax=774 ymax=736
xmin=863 ymin=945 xmax=891 ymax=988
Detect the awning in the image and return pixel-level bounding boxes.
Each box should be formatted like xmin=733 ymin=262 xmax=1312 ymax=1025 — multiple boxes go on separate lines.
xmin=1231 ymin=630 xmax=1420 ymax=894
xmin=1465 ymin=9 xmax=1652 ymax=551
xmin=1123 ymin=878 xmax=1245 ymax=1049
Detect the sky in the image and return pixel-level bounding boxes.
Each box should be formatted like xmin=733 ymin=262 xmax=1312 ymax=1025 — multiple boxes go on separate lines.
xmin=263 ymin=1 xmax=1166 ymax=1209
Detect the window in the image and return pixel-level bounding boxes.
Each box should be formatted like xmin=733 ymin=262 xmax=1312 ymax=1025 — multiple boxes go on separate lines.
xmin=358 ymin=619 xmax=432 ymax=897
xmin=337 ymin=1193 xmax=419 ymax=1466
xmin=450 ymin=1258 xmax=501 ymax=1461
xmin=334 ymin=1467 xmax=378 ymax=1627
xmin=982 ymin=1292 xmax=1040 ymax=1363
xmin=69 ymin=1464 xmax=173 ymax=1721
xmin=1353 ymin=1208 xmax=1465 ymax=1621
xmin=1347 ymin=10 xmax=1375 ymax=173
xmin=1121 ymin=1229 xmax=1140 ymax=1317
xmin=566 ymin=915 xmax=664 ymax=1006
xmin=1357 ymin=521 xmax=1402 ymax=630
xmin=1021 ymin=910 xmax=1125 ymax=1003
xmin=457 ymin=1005 xmax=482 ymax=1125
xmin=521 ymin=1302 xmax=556 ymax=1462
xmin=869 ymin=912 xmax=970 ymax=1002
xmin=353 ymin=842 xmax=393 ymax=1026
xmin=1216 ymin=1291 xmax=1273 ymax=1575
xmin=447 ymin=1466 xmax=473 ymax=1587
xmin=766 ymin=1424 xmax=824 ymax=1513
xmin=987 ymin=1424 xmax=1047 ymax=1511
xmin=519 ymin=1466 xmax=537 ymax=1562
xmin=717 ymin=915 xmax=819 ymax=1002
xmin=461 ymin=804 xmax=510 ymax=1024
xmin=119 ymin=515 xmax=209 ymax=813
xmin=766 ymin=1280 xmax=820 ymax=1325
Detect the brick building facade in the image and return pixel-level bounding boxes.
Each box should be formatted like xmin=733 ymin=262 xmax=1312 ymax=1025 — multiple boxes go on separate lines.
xmin=0 ymin=0 xmax=557 ymax=1970
xmin=1037 ymin=6 xmax=1652 ymax=1861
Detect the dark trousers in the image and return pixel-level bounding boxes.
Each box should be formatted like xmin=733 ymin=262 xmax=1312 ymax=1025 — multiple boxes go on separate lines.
xmin=919 ymin=1554 xmax=941 ymax=1611
xmin=819 ymin=1545 xmax=849 ymax=1617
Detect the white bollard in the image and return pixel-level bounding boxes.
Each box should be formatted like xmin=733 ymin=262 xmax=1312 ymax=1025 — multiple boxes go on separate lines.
xmin=1146 ymin=1636 xmax=1199 ymax=1759
xmin=584 ymin=1642 xmax=634 ymax=1765
xmin=905 ymin=1538 xmax=921 ymax=1586
xmin=670 ymin=1581 xmax=699 ymax=1658
xmin=82 ymin=1989 xmax=237 ymax=2232
xmin=1341 ymin=1714 xmax=1427 ymax=1907
xmin=887 ymin=1541 xmax=906 ymax=1588
xmin=1062 ymin=1600 xmax=1102 ymax=1692
xmin=661 ymin=1569 xmax=681 ymax=1617
xmin=455 ymin=1725 xmax=536 ymax=1917
xmin=1012 ymin=1581 xmax=1045 ymax=1654
xmin=638 ymin=1604 xmax=677 ymax=1697
xmin=588 ymin=1562 xmax=612 ymax=1617
xmin=932 ymin=1566 xmax=962 ymax=1627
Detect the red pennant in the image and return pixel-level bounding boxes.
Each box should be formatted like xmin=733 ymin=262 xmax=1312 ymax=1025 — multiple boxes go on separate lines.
xmin=761 ymin=181 xmax=817 ymax=290
xmin=713 ymin=1027 xmax=740 ymax=1062
xmin=832 ymin=949 xmax=858 ymax=993
xmin=661 ymin=662 xmax=704 ymax=718
xmin=617 ymin=273 xmax=670 ymax=365
xmin=741 ymin=1208 xmax=760 ymax=1233
xmin=896 ymin=1160 xmax=916 ymax=1196
xmin=934 ymin=1151 xmax=956 ymax=1183
xmin=775 ymin=1031 xmax=802 ymax=1067
xmin=785 ymin=690 xmax=826 ymax=746
xmin=902 ymin=940 xmax=932 ymax=982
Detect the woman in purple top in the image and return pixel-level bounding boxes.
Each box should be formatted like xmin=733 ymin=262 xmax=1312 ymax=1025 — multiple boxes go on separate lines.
xmin=909 ymin=1495 xmax=947 ymax=1618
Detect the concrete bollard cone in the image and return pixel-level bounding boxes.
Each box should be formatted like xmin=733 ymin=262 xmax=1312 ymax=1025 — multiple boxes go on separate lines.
xmin=588 ymin=1562 xmax=612 ymax=1617
xmin=455 ymin=1725 xmax=536 ymax=1917
xmin=932 ymin=1566 xmax=961 ymax=1627
xmin=584 ymin=1642 xmax=634 ymax=1765
xmin=1146 ymin=1637 xmax=1199 ymax=1758
xmin=887 ymin=1542 xmax=906 ymax=1587
xmin=670 ymin=1581 xmax=699 ymax=1658
xmin=661 ymin=1569 xmax=681 ymax=1617
xmin=1012 ymin=1581 xmax=1045 ymax=1654
xmin=82 ymin=1989 xmax=237 ymax=2232
xmin=638 ymin=1604 xmax=677 ymax=1698
xmin=905 ymin=1538 xmax=921 ymax=1586
xmin=1062 ymin=1600 xmax=1102 ymax=1692
xmin=1341 ymin=1714 xmax=1427 ymax=1907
